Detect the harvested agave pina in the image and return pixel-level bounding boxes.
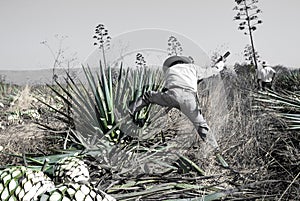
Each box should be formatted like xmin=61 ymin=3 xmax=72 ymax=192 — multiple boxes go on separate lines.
xmin=0 ymin=166 xmax=55 ymax=201
xmin=39 ymin=183 xmax=116 ymax=201
xmin=54 ymin=156 xmax=90 ymax=183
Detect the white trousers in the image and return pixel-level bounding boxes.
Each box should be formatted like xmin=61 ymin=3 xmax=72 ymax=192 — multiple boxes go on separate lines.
xmin=132 ymin=88 xmax=209 ymax=130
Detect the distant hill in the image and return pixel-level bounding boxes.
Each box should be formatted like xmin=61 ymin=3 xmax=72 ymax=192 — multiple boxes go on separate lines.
xmin=0 ymin=64 xmax=241 ymax=86
xmin=0 ymin=68 xmax=91 ymax=86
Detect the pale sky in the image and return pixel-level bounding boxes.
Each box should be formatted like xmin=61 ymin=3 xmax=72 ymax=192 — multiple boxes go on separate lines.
xmin=0 ymin=0 xmax=299 ymax=70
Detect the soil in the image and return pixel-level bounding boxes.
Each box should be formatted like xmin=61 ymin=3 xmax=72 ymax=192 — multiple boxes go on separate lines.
xmin=0 ymin=121 xmax=54 ymax=166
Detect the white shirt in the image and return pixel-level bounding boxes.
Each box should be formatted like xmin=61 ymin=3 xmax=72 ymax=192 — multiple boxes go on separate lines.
xmin=260 ymin=66 xmax=276 ymax=82
xmin=165 ymin=63 xmax=198 ymax=92
xmin=256 ymin=63 xmax=263 ymax=80
xmin=164 ymin=63 xmax=221 ymax=92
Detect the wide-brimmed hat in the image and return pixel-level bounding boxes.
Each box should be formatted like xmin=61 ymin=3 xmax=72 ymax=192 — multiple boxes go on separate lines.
xmin=262 ymin=61 xmax=267 ymax=67
xmin=163 ymin=55 xmax=192 ymax=68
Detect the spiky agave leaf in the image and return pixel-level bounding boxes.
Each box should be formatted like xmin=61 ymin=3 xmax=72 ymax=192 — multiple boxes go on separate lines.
xmin=115 ymin=66 xmax=165 ymax=140
xmin=0 ymin=166 xmax=54 ymax=201
xmin=42 ymin=64 xmax=123 ymax=148
xmin=39 ymin=183 xmax=116 ymax=201
xmin=37 ymin=63 xmax=174 ymax=179
xmin=39 ymin=62 xmax=165 ymax=149
xmin=53 ymin=156 xmax=90 ymax=184
xmin=128 ymin=67 xmax=164 ymax=127
xmin=74 ymin=63 xmax=127 ymax=144
xmin=39 ymin=77 xmax=92 ymax=146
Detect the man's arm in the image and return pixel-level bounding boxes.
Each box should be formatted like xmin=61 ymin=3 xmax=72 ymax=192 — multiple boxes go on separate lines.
xmin=271 ymin=70 xmax=276 ymax=85
xmin=196 ymin=51 xmax=230 ymax=84
xmin=212 ymin=51 xmax=230 ymax=68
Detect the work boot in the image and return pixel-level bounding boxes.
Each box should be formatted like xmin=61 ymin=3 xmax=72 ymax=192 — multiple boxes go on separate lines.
xmin=128 ymin=94 xmax=148 ymax=115
xmin=197 ymin=127 xmax=209 ymax=142
xmin=128 ymin=100 xmax=137 ymax=116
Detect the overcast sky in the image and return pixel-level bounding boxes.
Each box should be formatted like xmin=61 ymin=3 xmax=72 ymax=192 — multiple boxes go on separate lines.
xmin=0 ymin=0 xmax=299 ymax=70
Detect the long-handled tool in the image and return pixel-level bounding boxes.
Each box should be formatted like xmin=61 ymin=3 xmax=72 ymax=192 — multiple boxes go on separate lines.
xmin=196 ymin=50 xmax=232 ymax=167
xmin=212 ymin=51 xmax=231 ymax=69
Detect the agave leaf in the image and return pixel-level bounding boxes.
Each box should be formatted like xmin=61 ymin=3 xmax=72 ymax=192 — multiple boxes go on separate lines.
xmin=216 ymin=153 xmax=229 ymax=168
xmin=254 ymin=89 xmax=300 ymax=130
xmin=70 ymin=129 xmax=103 ymax=149
xmin=288 ymin=126 xmax=300 ymax=130
xmin=175 ymin=183 xmax=205 ymax=190
xmin=74 ymin=64 xmax=125 ymax=144
xmin=203 ymin=192 xmax=228 ymax=201
xmin=52 ymin=83 xmax=96 ymax=129
xmin=26 ymin=153 xmax=79 ymax=165
xmin=136 ymin=68 xmax=144 ymax=98
xmin=48 ymin=83 xmax=72 ymax=107
xmin=176 ymin=154 xmax=206 ymax=176
xmin=114 ymin=63 xmax=124 ymax=108
xmin=97 ymin=63 xmax=113 ymax=123
xmin=64 ymin=74 xmax=100 ymax=127
xmin=257 ymin=91 xmax=300 ymax=109
xmin=127 ymin=67 xmax=164 ymax=127
xmin=83 ymin=65 xmax=108 ymax=126
xmin=116 ymin=68 xmax=130 ymax=111
xmin=45 ymin=73 xmax=104 ymax=135
xmin=150 ymin=160 xmax=178 ymax=171
xmin=35 ymin=96 xmax=70 ymax=120
xmin=113 ymin=183 xmax=175 ymax=200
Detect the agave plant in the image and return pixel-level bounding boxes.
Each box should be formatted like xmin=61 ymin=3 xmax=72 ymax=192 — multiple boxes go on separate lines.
xmin=129 ymin=67 xmax=163 ymax=123
xmin=116 ymin=66 xmax=165 ymax=138
xmin=252 ymin=83 xmax=300 ymax=199
xmin=253 ymin=90 xmax=300 ymax=130
xmin=274 ymin=69 xmax=300 ymax=92
xmin=37 ymin=61 xmax=164 ymax=149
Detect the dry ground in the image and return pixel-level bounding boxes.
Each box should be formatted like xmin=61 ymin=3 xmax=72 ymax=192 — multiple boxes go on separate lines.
xmin=0 ymin=122 xmax=54 ymax=166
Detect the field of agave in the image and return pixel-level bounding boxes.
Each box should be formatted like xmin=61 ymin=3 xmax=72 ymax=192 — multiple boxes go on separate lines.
xmin=0 ymin=63 xmax=299 ymax=200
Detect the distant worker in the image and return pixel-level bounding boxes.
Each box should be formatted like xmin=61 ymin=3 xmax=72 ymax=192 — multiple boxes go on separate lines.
xmin=259 ymin=61 xmax=276 ymax=91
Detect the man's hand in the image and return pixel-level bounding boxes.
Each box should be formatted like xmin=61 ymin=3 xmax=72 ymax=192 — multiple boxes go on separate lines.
xmin=212 ymin=51 xmax=230 ymax=71
xmin=197 ymin=79 xmax=203 ymax=84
